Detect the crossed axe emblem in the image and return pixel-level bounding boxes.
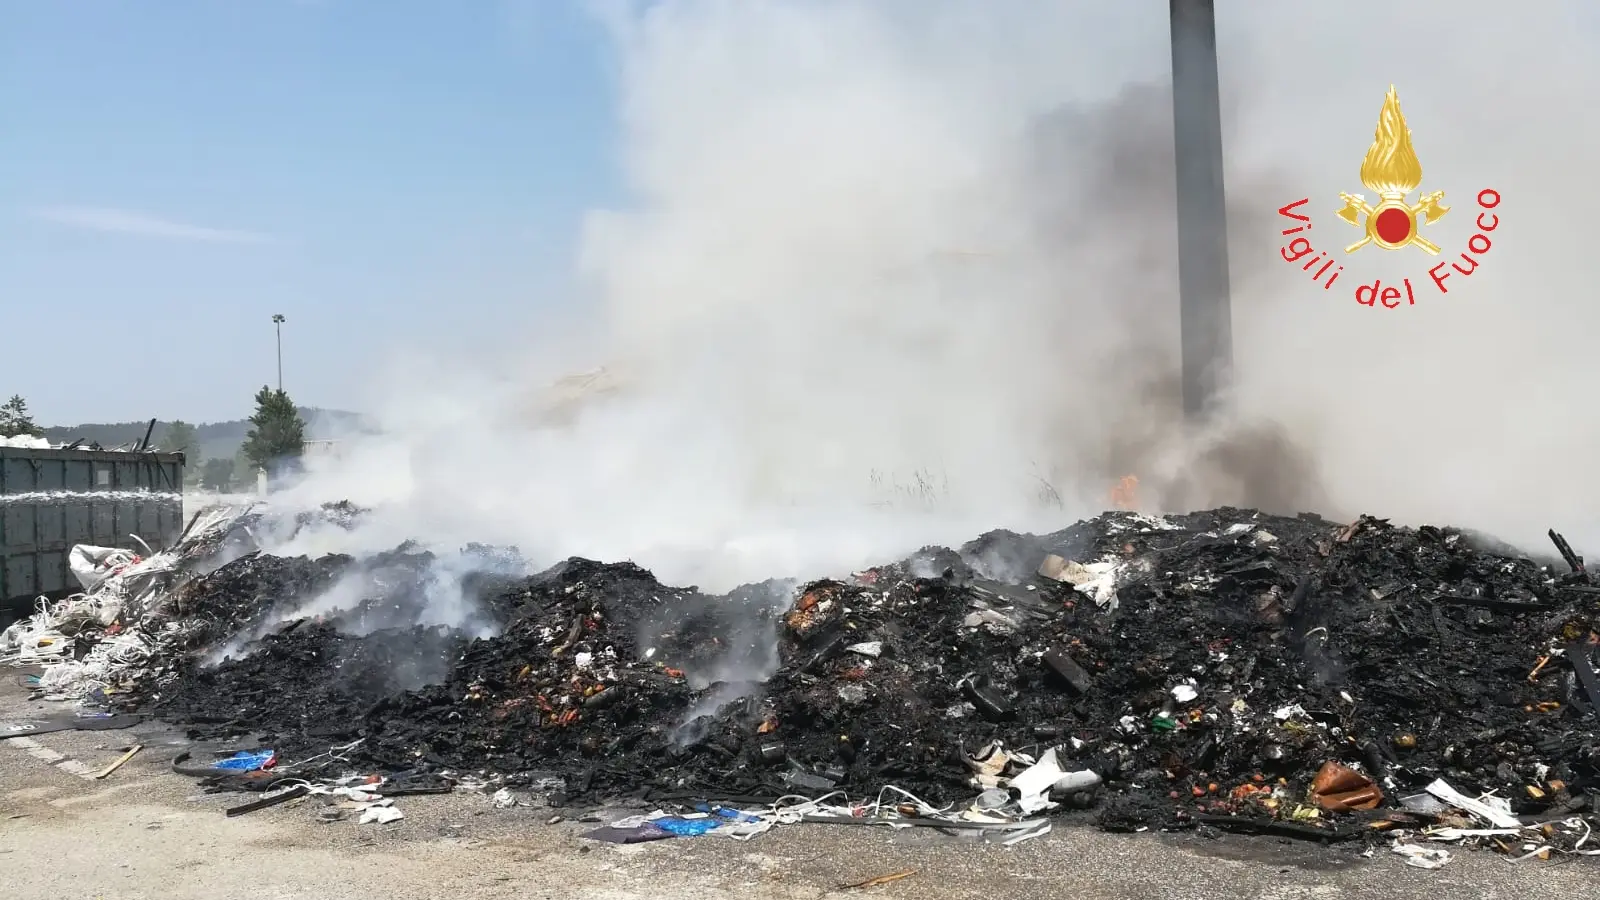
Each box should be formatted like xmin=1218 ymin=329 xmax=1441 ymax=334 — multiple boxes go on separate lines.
xmin=1336 ymin=190 xmax=1449 ymax=254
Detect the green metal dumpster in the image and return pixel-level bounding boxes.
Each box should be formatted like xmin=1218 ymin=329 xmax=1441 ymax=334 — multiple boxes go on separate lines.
xmin=0 ymin=447 xmax=185 ymax=605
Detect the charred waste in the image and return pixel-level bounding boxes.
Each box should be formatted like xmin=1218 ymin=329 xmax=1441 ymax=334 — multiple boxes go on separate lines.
xmin=27 ymin=501 xmax=1600 ymax=844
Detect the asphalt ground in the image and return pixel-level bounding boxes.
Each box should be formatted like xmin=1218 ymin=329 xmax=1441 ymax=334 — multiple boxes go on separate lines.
xmin=2 ymin=675 xmax=1596 ymax=900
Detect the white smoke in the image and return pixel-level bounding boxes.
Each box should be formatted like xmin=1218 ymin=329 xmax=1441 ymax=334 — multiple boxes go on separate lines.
xmin=267 ymin=0 xmax=1600 ymax=594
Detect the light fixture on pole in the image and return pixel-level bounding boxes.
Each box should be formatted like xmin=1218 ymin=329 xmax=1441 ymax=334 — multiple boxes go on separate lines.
xmin=271 ymin=314 xmax=286 ymax=392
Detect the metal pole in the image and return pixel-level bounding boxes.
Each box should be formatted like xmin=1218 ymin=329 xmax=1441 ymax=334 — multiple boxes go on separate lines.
xmin=272 ymin=314 xmax=285 ymax=391
xmin=1169 ymin=0 xmax=1233 ymax=418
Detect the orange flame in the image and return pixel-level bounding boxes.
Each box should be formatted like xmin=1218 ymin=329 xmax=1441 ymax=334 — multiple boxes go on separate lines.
xmin=1110 ymin=475 xmax=1139 ymax=511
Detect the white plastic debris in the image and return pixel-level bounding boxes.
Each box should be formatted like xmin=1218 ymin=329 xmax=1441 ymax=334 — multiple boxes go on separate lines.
xmin=1105 ymin=514 xmax=1180 ymax=533
xmin=966 ymin=741 xmax=1011 ymax=788
xmin=1399 ymin=793 xmax=1452 ymax=815
xmin=1 ymin=505 xmax=248 ymax=698
xmin=1424 ymin=778 xmax=1521 ymax=828
xmin=603 ymin=811 xmax=671 ymax=830
xmin=1007 ymin=751 xmax=1064 ymax=811
xmin=963 ymin=609 xmax=1020 ymax=631
xmin=1273 ymin=703 xmax=1307 ymax=721
xmin=1067 ymin=561 xmax=1122 ymax=610
xmin=847 ymin=641 xmax=883 ymax=658
xmin=69 ymin=545 xmax=139 ymax=591
xmin=359 ymin=806 xmax=404 ymax=825
xmin=1036 ymin=554 xmax=1074 ymax=582
xmin=1039 ymin=557 xmax=1097 ymax=586
xmin=1007 ymin=747 xmax=1102 ymax=815
xmin=997 ymin=821 xmax=1052 ymax=845
xmin=491 ymin=787 xmax=519 ymax=809
xmin=1171 ymin=683 xmax=1199 ymax=703
xmin=1392 ymin=842 xmax=1451 ymax=869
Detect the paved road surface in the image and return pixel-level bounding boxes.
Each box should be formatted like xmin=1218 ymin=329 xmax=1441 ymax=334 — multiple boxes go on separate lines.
xmin=1 ymin=681 xmax=1594 ymax=900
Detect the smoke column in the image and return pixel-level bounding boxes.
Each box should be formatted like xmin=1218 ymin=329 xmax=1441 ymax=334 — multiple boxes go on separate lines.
xmin=275 ymin=0 xmax=1600 ymax=586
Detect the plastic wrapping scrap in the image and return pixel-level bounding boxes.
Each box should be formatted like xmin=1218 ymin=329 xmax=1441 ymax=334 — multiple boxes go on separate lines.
xmin=213 ymin=749 xmax=276 ymax=772
xmin=70 ymin=545 xmax=139 ymax=592
xmin=358 ymin=806 xmax=404 ymax=825
xmin=583 ymin=822 xmax=674 ymax=843
xmin=1392 ymin=842 xmax=1451 ymax=869
xmin=653 ymin=815 xmax=723 ymax=836
xmin=1424 ymin=779 xmax=1520 ymax=828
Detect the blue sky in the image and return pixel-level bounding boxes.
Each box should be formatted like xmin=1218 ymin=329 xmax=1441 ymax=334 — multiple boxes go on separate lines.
xmin=0 ymin=0 xmax=619 ymax=424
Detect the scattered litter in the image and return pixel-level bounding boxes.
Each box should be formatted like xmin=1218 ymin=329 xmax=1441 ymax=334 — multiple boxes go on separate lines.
xmin=225 ymin=785 xmax=309 ymax=818
xmin=1392 ymin=842 xmax=1452 ymax=869
xmin=1310 ymin=762 xmax=1383 ymax=812
xmin=94 ymin=744 xmax=142 ymax=779
xmin=653 ymin=816 xmax=723 ymax=837
xmin=358 ymin=806 xmax=404 ymax=825
xmin=1007 ymin=747 xmax=1100 ymax=814
xmin=583 ymin=822 xmax=674 ymax=844
xmin=846 ymin=641 xmax=883 ymax=658
xmin=842 ymin=870 xmax=915 ymax=889
xmin=0 ymin=714 xmax=146 ymax=736
xmin=1424 ymin=779 xmax=1520 ymax=829
xmin=211 ymin=749 xmax=276 ymax=772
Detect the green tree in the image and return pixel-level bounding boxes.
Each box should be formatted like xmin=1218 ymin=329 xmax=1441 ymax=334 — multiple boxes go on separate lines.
xmin=158 ymin=419 xmax=198 ymax=457
xmin=198 ymin=457 xmax=236 ymax=492
xmin=0 ymin=395 xmax=42 ymax=438
xmin=240 ymin=386 xmax=306 ymax=473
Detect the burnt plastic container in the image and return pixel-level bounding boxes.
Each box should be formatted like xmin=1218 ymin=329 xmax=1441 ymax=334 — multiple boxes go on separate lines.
xmin=0 ymin=447 xmax=184 ymax=605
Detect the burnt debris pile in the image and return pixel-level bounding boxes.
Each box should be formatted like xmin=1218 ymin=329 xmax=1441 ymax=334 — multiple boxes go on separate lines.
xmin=118 ymin=507 xmax=1600 ymax=836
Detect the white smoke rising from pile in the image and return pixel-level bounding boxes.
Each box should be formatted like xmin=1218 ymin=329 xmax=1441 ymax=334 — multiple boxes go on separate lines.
xmin=270 ymin=0 xmax=1600 ymax=595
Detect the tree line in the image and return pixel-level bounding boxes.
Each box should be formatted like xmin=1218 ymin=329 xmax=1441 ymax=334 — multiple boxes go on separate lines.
xmin=2 ymin=387 xmax=310 ymax=492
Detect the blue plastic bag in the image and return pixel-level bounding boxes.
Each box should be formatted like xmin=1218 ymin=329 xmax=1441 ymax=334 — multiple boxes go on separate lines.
xmin=653 ymin=816 xmax=723 ymax=836
xmin=213 ymin=749 xmax=275 ymax=772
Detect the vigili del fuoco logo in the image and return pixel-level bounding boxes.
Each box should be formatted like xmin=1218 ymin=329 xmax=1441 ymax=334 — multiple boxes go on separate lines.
xmin=1277 ymin=86 xmax=1501 ymax=309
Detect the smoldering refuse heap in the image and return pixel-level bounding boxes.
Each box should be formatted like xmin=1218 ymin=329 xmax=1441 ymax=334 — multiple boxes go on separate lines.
xmin=116 ymin=507 xmax=1600 ymax=839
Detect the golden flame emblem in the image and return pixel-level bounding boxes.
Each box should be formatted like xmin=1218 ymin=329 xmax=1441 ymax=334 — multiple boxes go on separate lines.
xmin=1336 ymin=86 xmax=1449 ymax=254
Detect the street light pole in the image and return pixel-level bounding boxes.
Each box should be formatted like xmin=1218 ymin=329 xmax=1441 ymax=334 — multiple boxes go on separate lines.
xmin=1169 ymin=0 xmax=1233 ymax=419
xmin=271 ymin=314 xmax=285 ymax=392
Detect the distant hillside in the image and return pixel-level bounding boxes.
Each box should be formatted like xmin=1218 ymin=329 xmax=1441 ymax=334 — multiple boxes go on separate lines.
xmin=41 ymin=408 xmax=375 ymax=461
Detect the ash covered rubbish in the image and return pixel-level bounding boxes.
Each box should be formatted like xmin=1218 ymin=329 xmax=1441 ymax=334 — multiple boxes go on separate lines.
xmin=17 ymin=503 xmax=1600 ymax=856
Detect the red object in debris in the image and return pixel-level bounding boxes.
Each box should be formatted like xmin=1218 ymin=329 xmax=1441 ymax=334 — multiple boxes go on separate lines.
xmin=1310 ymin=761 xmax=1383 ymax=811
